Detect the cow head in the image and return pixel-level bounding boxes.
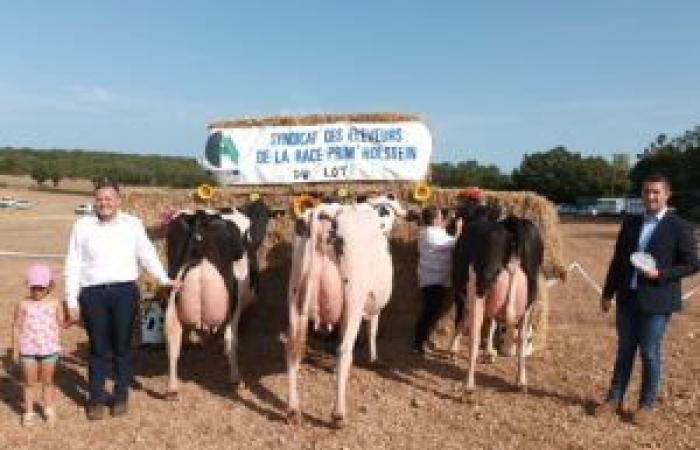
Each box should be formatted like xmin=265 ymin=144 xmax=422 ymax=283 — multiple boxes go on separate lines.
xmin=365 ymin=194 xmax=406 ymax=236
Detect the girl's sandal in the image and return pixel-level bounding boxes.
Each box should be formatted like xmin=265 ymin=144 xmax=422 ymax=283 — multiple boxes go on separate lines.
xmin=21 ymin=412 xmax=37 ymax=427
xmin=44 ymin=407 xmax=57 ymax=426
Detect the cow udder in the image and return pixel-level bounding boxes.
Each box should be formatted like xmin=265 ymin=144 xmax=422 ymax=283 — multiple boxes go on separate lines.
xmin=178 ymin=259 xmax=229 ymax=328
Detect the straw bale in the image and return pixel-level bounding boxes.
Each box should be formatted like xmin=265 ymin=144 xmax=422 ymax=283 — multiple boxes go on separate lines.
xmin=208 ymin=112 xmax=421 ymax=129
xmin=123 ymin=185 xmax=564 ymax=353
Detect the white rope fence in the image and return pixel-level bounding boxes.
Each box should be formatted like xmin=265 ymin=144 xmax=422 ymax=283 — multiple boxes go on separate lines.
xmin=546 ymin=261 xmax=698 ymax=300
xmin=1 ymin=249 xmax=698 ymax=300
xmin=0 ymin=250 xmax=64 ymax=259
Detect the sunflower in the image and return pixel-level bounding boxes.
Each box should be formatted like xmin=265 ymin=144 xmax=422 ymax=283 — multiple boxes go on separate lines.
xmin=413 ymin=181 xmax=431 ymax=203
xmin=195 ymin=183 xmax=215 ymax=201
xmin=291 ymin=194 xmax=320 ymax=218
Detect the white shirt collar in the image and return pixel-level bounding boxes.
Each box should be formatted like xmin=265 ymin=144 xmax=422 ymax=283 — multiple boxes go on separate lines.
xmin=644 ymin=207 xmax=667 ymax=222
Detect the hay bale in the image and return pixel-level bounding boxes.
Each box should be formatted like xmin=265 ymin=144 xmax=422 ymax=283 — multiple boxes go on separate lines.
xmin=122 ymin=186 xmax=564 ymax=352
xmin=428 ymin=189 xmax=564 ymax=352
xmin=208 ymin=112 xmax=421 ymax=129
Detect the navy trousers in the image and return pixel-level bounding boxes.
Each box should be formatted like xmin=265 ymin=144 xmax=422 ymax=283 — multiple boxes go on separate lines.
xmin=414 ymin=285 xmax=448 ymax=348
xmin=79 ymin=282 xmax=139 ymax=405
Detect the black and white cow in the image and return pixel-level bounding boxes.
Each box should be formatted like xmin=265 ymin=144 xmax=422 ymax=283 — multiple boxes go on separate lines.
xmin=164 ymin=200 xmax=269 ymax=398
xmin=452 ymin=211 xmax=544 ymax=393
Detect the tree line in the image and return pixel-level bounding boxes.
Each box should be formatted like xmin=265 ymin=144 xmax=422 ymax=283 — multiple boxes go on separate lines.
xmin=0 ymin=148 xmax=213 ymax=188
xmin=1 ymin=125 xmax=697 ymax=219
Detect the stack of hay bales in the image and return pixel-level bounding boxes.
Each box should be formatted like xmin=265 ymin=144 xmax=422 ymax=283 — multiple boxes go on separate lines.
xmin=122 ymin=186 xmax=564 ymax=353
xmin=428 ymin=189 xmax=566 ymax=353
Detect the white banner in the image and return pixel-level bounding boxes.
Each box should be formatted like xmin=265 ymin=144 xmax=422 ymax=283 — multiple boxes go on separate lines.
xmin=198 ymin=121 xmax=432 ymax=185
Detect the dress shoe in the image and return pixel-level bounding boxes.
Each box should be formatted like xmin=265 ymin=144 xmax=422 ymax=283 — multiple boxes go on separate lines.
xmin=111 ymin=400 xmax=128 ymax=417
xmin=86 ymin=403 xmax=106 ymax=421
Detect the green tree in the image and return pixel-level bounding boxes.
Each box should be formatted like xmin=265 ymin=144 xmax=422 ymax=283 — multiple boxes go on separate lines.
xmin=631 ymin=125 xmax=700 ymax=220
xmin=512 ymin=146 xmax=622 ymax=203
xmin=30 ymin=161 xmax=51 ymax=186
xmin=431 ymin=160 xmax=511 ymax=189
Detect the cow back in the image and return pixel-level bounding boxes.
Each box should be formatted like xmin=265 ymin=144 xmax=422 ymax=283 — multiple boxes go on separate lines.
xmin=501 ymin=216 xmax=544 ymax=306
xmin=166 ymin=211 xmax=245 ymax=281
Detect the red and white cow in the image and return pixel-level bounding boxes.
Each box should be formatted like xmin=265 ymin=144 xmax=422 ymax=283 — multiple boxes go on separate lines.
xmin=284 ymin=204 xmax=393 ymax=426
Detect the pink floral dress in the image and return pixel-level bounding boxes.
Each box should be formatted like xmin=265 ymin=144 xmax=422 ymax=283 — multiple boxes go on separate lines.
xmin=18 ymin=302 xmax=61 ymax=356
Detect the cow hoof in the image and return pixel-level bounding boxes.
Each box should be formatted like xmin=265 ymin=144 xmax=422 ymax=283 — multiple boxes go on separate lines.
xmin=331 ymin=413 xmax=345 ymax=429
xmin=479 ymin=353 xmax=497 ymax=364
xmin=460 ymin=387 xmax=476 ymax=403
xmin=286 ymin=409 xmax=302 ymax=425
xmin=164 ymin=391 xmax=179 ymax=402
xmin=518 ymin=384 xmax=528 ymax=394
xmin=229 ymin=380 xmax=244 ymax=393
xmin=369 ymin=359 xmax=388 ymax=370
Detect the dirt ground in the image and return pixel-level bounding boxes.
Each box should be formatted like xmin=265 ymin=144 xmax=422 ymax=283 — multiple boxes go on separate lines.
xmin=0 ymin=180 xmax=698 ymax=449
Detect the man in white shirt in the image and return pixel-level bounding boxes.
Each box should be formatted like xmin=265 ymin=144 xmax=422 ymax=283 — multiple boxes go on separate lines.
xmin=414 ymin=206 xmax=462 ymax=353
xmin=65 ymin=178 xmax=178 ymax=420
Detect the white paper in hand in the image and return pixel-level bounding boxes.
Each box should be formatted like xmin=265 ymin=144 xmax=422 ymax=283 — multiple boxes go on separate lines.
xmin=630 ymin=252 xmax=656 ymax=272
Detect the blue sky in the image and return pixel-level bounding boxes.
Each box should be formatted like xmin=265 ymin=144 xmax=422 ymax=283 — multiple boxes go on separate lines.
xmin=1 ymin=1 xmax=698 ymax=171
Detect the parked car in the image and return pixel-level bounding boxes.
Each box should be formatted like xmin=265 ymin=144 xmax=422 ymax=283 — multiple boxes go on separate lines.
xmin=578 ymin=205 xmax=599 ymax=216
xmin=0 ymin=197 xmax=16 ymax=208
xmin=556 ymin=204 xmax=578 ymax=215
xmin=75 ymin=203 xmax=95 ymax=215
xmin=13 ymin=200 xmax=35 ymax=210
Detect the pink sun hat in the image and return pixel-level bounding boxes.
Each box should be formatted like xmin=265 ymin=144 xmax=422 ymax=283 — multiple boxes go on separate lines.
xmin=26 ymin=264 xmax=53 ymax=287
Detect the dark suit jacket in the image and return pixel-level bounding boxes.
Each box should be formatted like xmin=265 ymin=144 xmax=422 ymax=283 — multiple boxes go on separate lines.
xmin=603 ymin=211 xmax=700 ymax=314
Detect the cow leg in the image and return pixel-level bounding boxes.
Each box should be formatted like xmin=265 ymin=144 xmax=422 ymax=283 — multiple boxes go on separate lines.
xmin=483 ymin=318 xmax=498 ymax=363
xmin=286 ymin=301 xmax=306 ymax=424
xmin=367 ymin=313 xmax=379 ymax=363
xmin=165 ymin=296 xmax=183 ymax=400
xmin=448 ymin=308 xmax=464 ymax=356
xmin=448 ymin=327 xmax=461 ymax=355
xmin=465 ymin=295 xmax=485 ymax=393
xmin=516 ymin=308 xmax=531 ymax=393
xmin=332 ymin=308 xmax=363 ymax=427
xmin=226 ymin=297 xmax=243 ymax=388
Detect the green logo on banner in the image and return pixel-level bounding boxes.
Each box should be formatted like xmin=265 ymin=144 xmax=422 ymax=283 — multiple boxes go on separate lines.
xmin=220 ymin=136 xmax=239 ymax=165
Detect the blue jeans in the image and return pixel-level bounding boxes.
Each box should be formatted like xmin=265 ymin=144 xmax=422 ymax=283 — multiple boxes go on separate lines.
xmin=606 ymin=297 xmax=670 ymax=409
xmin=79 ymin=282 xmax=138 ymax=404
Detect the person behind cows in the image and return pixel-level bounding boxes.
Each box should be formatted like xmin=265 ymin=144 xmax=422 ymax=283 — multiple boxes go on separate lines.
xmin=413 ymin=205 xmax=462 ymax=353
xmin=64 ymin=178 xmax=180 ymax=420
xmin=285 ymin=202 xmax=394 ymax=426
xmin=596 ymin=173 xmax=699 ymax=426
xmin=164 ymin=200 xmax=269 ymax=399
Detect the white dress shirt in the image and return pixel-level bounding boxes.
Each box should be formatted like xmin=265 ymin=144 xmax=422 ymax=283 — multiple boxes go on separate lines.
xmin=64 ymin=211 xmax=169 ymax=309
xmin=417 ymin=225 xmax=457 ymax=288
xmin=630 ymin=207 xmax=667 ymax=289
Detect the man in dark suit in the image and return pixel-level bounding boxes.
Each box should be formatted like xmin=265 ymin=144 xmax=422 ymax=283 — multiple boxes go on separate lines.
xmin=597 ymin=173 xmax=699 ymax=425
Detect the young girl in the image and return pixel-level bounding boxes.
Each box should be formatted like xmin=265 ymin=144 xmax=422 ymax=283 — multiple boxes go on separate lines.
xmin=11 ymin=264 xmax=63 ymax=426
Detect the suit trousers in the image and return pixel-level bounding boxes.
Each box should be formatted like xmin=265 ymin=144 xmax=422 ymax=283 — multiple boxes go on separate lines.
xmin=79 ymin=282 xmax=139 ymax=405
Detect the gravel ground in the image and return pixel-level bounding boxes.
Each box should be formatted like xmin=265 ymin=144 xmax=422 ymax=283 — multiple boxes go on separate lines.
xmin=0 ymin=185 xmax=698 ymax=449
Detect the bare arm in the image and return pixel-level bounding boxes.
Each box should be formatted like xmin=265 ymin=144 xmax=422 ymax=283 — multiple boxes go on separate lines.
xmin=11 ymin=303 xmax=23 ymax=361
xmin=55 ymin=300 xmax=66 ymax=329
